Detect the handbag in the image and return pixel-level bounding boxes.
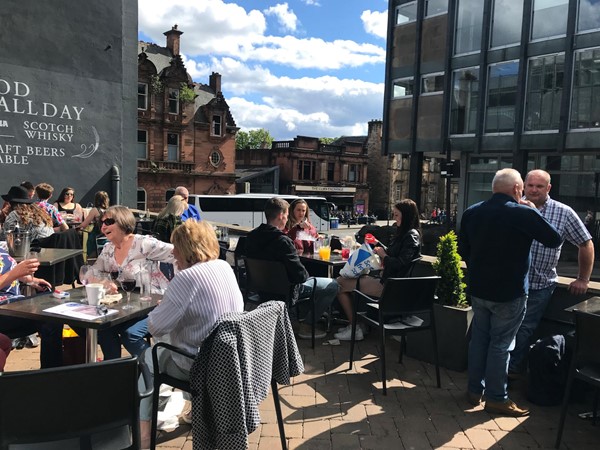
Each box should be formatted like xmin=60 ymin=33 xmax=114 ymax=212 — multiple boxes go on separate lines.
xmin=339 ymin=243 xmax=382 ymax=278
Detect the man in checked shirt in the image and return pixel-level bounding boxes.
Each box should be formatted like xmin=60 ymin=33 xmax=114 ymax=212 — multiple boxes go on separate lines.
xmin=509 ymin=169 xmax=595 ymax=376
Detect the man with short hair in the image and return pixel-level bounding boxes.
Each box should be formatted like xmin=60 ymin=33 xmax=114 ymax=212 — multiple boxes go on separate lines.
xmin=35 ymin=183 xmax=69 ymax=232
xmin=174 ymin=186 xmax=201 ymax=222
xmin=508 ymin=169 xmax=594 ymax=375
xmin=459 ymin=168 xmax=561 ymax=417
xmin=20 ymin=181 xmax=35 ymax=199
xmin=243 ymin=197 xmax=338 ymax=339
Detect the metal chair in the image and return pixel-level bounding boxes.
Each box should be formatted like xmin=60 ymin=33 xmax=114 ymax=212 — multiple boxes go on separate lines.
xmin=150 ymin=302 xmax=302 ymax=450
xmin=243 ymin=257 xmax=318 ymax=348
xmin=348 ymin=276 xmax=441 ymax=395
xmin=555 ymin=310 xmax=600 ymax=448
xmin=0 ymin=357 xmax=152 ymax=450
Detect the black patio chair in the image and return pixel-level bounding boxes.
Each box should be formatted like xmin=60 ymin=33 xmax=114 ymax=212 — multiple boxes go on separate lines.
xmin=348 ymin=276 xmax=441 ymax=395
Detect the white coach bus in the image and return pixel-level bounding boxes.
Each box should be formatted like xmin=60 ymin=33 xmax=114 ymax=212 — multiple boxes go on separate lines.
xmin=168 ymin=193 xmax=331 ymax=232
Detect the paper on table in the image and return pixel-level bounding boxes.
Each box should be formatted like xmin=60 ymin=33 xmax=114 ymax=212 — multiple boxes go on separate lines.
xmin=44 ymin=302 xmax=118 ymax=320
xmin=296 ymin=230 xmax=316 ymax=241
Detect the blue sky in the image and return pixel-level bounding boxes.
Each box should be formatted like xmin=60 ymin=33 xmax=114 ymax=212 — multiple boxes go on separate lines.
xmin=139 ymin=0 xmax=388 ymax=140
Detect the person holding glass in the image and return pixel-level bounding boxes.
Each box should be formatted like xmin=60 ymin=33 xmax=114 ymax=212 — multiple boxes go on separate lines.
xmin=92 ymin=206 xmax=175 ymax=360
xmin=334 ymin=199 xmax=422 ymax=341
xmin=285 ymin=198 xmax=319 ymax=255
xmin=54 ymin=187 xmax=85 ymax=222
xmin=138 ymin=219 xmax=243 ymax=447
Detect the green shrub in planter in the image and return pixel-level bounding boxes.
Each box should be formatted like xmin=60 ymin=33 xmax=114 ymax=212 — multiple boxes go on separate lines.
xmin=432 ymin=230 xmax=467 ymax=308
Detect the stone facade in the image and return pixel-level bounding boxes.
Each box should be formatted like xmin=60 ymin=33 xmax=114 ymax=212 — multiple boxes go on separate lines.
xmin=137 ymin=26 xmax=238 ymax=211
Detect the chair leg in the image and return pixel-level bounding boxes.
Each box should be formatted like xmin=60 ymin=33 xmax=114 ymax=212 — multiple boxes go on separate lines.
xmin=397 ymin=335 xmax=405 ymax=364
xmin=556 ymin=371 xmax=576 ymax=448
xmin=430 ymin=312 xmax=441 ymax=388
xmin=150 ymin=379 xmax=161 ymax=450
xmin=311 ymin=299 xmax=315 ymax=350
xmin=271 ymin=379 xmax=287 ymax=450
xmin=380 ymin=329 xmax=387 ymax=395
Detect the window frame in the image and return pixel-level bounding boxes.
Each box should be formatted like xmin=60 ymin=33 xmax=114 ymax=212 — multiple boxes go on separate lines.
xmin=138 ymin=83 xmax=148 ymax=110
xmin=393 ymin=77 xmax=415 ymax=99
xmin=297 ymin=160 xmax=316 ymax=181
xmin=421 ymin=72 xmax=445 ymax=96
xmin=530 ymin=0 xmax=568 ymax=42
xmin=211 ymin=115 xmax=223 ymax=137
xmin=569 ymin=47 xmax=600 ymax=131
xmin=168 ymin=88 xmax=180 ymax=114
xmin=449 ymin=66 xmax=480 ymax=136
xmin=137 ymin=129 xmax=148 ymax=160
xmin=167 ymin=132 xmax=179 ymax=161
xmin=396 ymin=1 xmax=418 ymax=25
xmin=209 ymin=150 xmax=222 ymax=167
xmin=425 ymin=0 xmax=448 ymax=18
xmin=484 ymin=60 xmax=520 ymax=134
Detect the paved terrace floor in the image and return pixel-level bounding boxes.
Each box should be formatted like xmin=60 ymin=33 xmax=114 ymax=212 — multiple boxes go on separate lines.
xmin=5 ymin=328 xmax=599 ymax=449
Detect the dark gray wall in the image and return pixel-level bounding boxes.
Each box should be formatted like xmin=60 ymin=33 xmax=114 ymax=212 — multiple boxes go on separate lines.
xmin=0 ymin=0 xmax=137 ymax=207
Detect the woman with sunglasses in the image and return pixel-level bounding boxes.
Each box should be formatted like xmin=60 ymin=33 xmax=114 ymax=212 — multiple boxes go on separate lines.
xmin=92 ymin=205 xmax=176 ymax=360
xmin=54 ymin=187 xmax=85 ymax=222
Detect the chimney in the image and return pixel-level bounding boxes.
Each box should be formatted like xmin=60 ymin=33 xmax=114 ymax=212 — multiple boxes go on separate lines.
xmin=164 ymin=24 xmax=183 ymax=56
xmin=209 ymin=72 xmax=222 ymax=93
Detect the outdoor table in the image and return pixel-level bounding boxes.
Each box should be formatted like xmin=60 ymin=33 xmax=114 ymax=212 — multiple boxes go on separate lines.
xmin=565 ymin=296 xmax=600 ymax=316
xmin=299 ymin=252 xmax=347 ymax=278
xmin=15 ymin=248 xmax=83 ymax=288
xmin=0 ymin=288 xmax=161 ymax=363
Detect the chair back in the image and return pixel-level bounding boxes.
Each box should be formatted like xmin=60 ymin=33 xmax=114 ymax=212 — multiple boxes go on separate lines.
xmin=0 ymin=357 xmax=143 ymax=450
xmin=243 ymin=257 xmax=294 ymax=302
xmin=574 ymin=310 xmax=600 ymax=367
xmin=378 ymin=276 xmax=440 ymax=318
xmin=190 ymin=301 xmax=303 ymax=450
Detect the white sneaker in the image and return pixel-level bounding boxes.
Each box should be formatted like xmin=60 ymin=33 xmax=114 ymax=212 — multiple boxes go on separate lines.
xmin=334 ymin=325 xmax=363 ymax=341
xmin=337 ymin=323 xmax=368 ymax=334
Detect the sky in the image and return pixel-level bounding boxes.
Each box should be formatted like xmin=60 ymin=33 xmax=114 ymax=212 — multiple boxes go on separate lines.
xmin=138 ymin=0 xmax=388 ymax=141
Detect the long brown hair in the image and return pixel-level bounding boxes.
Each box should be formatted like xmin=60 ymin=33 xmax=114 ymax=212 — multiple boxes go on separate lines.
xmin=394 ymin=199 xmax=421 ymax=238
xmin=12 ymin=203 xmax=52 ymax=227
xmin=286 ymin=198 xmax=312 ymax=230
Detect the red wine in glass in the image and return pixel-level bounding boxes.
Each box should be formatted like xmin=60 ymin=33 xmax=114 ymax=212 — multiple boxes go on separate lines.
xmin=120 ymin=279 xmax=136 ymax=309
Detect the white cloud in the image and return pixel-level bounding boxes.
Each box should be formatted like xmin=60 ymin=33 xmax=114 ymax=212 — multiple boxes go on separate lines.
xmin=302 ymin=0 xmax=321 ymax=6
xmin=264 ymin=3 xmax=299 ymax=33
xmin=361 ymin=10 xmax=388 ymax=39
xmin=139 ymin=0 xmax=384 ymax=70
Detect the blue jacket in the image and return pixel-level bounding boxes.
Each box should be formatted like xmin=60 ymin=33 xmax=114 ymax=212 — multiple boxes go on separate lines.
xmin=458 ymin=193 xmax=561 ymax=302
xmin=181 ymin=204 xmax=201 ymax=222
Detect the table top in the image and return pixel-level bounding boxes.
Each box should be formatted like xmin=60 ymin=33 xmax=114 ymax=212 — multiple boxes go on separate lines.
xmin=299 ymin=253 xmax=347 ymax=266
xmin=564 ymin=296 xmax=600 ymax=315
xmin=14 ymin=248 xmax=83 ymax=266
xmin=0 ymin=288 xmax=160 ymax=330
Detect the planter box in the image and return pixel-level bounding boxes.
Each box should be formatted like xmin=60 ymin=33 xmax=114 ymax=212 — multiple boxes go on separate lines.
xmin=405 ymin=303 xmax=473 ymax=372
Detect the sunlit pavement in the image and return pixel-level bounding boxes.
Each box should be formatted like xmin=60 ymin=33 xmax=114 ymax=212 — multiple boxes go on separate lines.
xmin=6 ymin=324 xmax=599 ymax=449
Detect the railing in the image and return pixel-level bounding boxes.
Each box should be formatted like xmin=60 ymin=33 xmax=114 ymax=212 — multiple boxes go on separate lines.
xmin=137 ymin=160 xmax=195 ymax=173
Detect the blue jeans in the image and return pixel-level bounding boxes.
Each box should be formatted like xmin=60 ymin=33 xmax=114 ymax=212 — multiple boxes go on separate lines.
xmin=0 ymin=316 xmax=63 ymax=368
xmin=509 ymin=285 xmax=555 ymax=374
xmin=468 ymin=295 xmax=527 ymax=402
xmin=298 ymin=277 xmax=339 ymax=325
xmin=98 ymin=317 xmax=150 ymax=360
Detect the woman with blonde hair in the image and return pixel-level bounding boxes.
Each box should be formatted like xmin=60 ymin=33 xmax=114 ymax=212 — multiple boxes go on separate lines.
xmin=152 ymin=195 xmax=186 ymax=243
xmin=285 ymin=198 xmax=318 ymax=254
xmin=139 ymin=219 xmax=243 ymax=446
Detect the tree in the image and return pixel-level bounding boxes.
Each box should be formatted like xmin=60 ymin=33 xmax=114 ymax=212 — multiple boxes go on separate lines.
xmin=431 ymin=231 xmax=467 ymax=307
xmin=235 ymin=128 xmax=274 ymax=150
xmin=320 ymin=137 xmax=336 ymax=144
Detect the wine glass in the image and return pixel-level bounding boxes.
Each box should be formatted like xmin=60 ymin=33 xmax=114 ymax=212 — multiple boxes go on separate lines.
xmin=79 ymin=265 xmax=91 ymax=303
xmin=119 ymin=277 xmax=137 ymax=310
xmin=110 ymin=268 xmax=121 ymax=282
xmin=139 ymin=210 xmax=146 ymax=220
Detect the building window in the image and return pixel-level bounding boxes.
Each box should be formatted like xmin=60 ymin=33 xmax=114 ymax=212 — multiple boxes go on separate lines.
xmin=570 ymin=48 xmax=600 ymax=129
xmin=393 ymin=78 xmax=414 ymax=98
xmin=531 ymin=0 xmax=568 ymax=41
xmin=209 ymin=150 xmax=222 ymax=167
xmin=348 ymin=164 xmax=360 ymax=182
xmin=450 ymin=67 xmax=479 ymax=135
xmin=578 ymin=0 xmax=600 ymax=33
xmin=421 ymin=73 xmax=444 ymax=95
xmin=298 ymin=160 xmax=316 ymax=180
xmin=524 ymin=54 xmax=564 ymax=132
xmin=167 ymin=133 xmax=179 ymax=161
xmin=137 ymin=188 xmax=147 ymax=211
xmin=327 ymin=162 xmax=335 ymax=181
xmin=425 ymin=0 xmax=447 ymax=17
xmin=168 ymin=88 xmax=179 ymax=114
xmin=212 ymin=115 xmax=222 ymax=136
xmin=396 ymin=1 xmax=417 ymax=25
xmin=454 ymin=0 xmax=484 ymax=55
xmin=138 ymin=83 xmax=148 ymax=110
xmin=490 ymin=0 xmax=523 ymax=48
xmin=485 ymin=61 xmax=519 ymax=133
xmin=137 ymin=130 xmax=147 ymax=159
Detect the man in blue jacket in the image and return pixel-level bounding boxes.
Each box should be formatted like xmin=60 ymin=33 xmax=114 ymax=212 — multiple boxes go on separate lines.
xmin=459 ymin=168 xmax=561 ymax=417
xmin=175 ymin=186 xmax=201 ymax=222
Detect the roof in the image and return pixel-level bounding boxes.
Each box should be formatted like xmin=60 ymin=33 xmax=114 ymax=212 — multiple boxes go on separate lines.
xmin=234 ymin=166 xmax=279 ymax=182
xmin=331 ymin=135 xmax=368 ymax=146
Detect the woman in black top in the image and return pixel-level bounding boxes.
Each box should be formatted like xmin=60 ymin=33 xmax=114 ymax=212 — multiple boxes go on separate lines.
xmin=334 ymin=199 xmax=422 ymax=341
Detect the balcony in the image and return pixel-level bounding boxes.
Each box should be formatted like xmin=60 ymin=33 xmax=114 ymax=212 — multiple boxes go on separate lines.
xmin=137 ymin=160 xmax=194 ymax=174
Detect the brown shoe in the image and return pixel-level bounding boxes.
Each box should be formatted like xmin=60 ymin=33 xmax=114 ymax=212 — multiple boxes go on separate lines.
xmin=466 ymin=391 xmax=483 ymax=406
xmin=484 ymin=399 xmax=529 ymax=417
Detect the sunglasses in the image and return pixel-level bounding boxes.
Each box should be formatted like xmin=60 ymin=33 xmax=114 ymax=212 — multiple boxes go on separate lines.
xmin=100 ymin=218 xmax=116 ymax=226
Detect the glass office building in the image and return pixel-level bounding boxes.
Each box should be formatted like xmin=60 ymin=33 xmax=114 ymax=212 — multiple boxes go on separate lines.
xmin=383 ymin=0 xmax=600 ymax=225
